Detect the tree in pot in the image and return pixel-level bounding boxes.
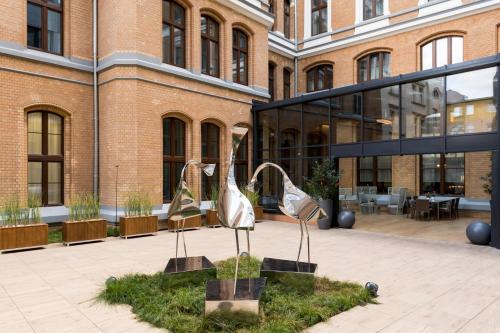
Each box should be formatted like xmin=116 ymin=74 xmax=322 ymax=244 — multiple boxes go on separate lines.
xmin=305 ymin=160 xmax=340 ymax=229
xmin=481 ymin=168 xmax=492 ymax=209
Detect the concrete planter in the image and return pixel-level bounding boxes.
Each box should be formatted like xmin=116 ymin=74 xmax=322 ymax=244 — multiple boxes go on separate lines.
xmin=0 ymin=224 xmax=48 ymax=251
xmin=62 ymin=219 xmax=107 ymax=245
xmin=120 ymin=215 xmax=158 ymax=238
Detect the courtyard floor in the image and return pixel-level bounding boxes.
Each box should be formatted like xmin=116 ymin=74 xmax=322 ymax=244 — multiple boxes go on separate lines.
xmin=1 ymin=221 xmax=500 ymax=333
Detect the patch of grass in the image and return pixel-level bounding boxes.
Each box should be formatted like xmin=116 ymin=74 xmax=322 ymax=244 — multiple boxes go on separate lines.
xmin=98 ymin=257 xmax=374 ymax=333
xmin=48 ymin=230 xmax=62 ymax=244
xmin=107 ymin=226 xmax=119 ymax=237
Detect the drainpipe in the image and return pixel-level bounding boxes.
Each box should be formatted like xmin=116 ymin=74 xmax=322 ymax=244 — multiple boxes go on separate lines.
xmin=92 ymin=0 xmax=99 ymax=196
xmin=294 ymin=0 xmax=298 ymax=97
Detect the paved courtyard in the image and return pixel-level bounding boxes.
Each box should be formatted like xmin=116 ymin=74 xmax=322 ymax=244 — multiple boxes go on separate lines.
xmin=1 ymin=221 xmax=500 ymax=333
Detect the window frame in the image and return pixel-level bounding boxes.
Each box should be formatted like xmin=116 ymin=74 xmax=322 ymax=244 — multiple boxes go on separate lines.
xmin=232 ymin=28 xmax=249 ymax=86
xmin=356 ymin=156 xmax=392 ymax=193
xmin=311 ymin=0 xmax=328 ymax=36
xmin=357 ymin=52 xmax=390 ymax=83
xmin=269 ymin=62 xmax=276 ymax=101
xmin=283 ymin=68 xmax=291 ymax=99
xmin=420 ymin=153 xmax=465 ymax=196
xmin=27 ymin=0 xmax=64 ymax=55
xmin=162 ymin=0 xmax=186 ymax=68
xmin=201 ymin=122 xmax=220 ymax=200
xmin=284 ymin=0 xmax=291 ymax=39
xmin=27 ymin=111 xmax=64 ymax=206
xmin=420 ymin=36 xmax=463 ymax=70
xmin=163 ymin=117 xmax=186 ymax=203
xmin=201 ymin=15 xmax=220 ymax=77
xmin=306 ymin=64 xmax=333 ymax=93
xmin=235 ymin=130 xmax=249 ymax=187
xmin=363 ymin=0 xmax=383 ymax=21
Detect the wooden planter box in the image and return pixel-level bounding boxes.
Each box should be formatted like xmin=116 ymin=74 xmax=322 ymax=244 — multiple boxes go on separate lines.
xmin=62 ymin=219 xmax=107 ymax=246
xmin=254 ymin=206 xmax=264 ymax=221
xmin=205 ymin=210 xmax=220 ymax=227
xmin=167 ymin=215 xmax=202 ymax=231
xmin=120 ymin=215 xmax=158 ymax=238
xmin=0 ymin=224 xmax=48 ymax=252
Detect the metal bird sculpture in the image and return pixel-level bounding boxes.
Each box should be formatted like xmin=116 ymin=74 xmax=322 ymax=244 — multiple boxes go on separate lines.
xmin=217 ymin=126 xmax=255 ymax=296
xmin=247 ymin=162 xmax=326 ymax=268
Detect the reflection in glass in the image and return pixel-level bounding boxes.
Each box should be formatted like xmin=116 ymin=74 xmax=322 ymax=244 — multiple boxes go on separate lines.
xmin=279 ymin=105 xmax=301 ymax=158
xmin=331 ymin=94 xmax=362 ymax=143
xmin=28 ymin=112 xmax=42 ymax=154
xmin=48 ymin=162 xmax=62 ymax=205
xmin=402 ymin=77 xmax=444 ymax=138
xmin=421 ymin=36 xmax=463 ymax=70
xmin=27 ymin=4 xmax=42 ymax=48
xmin=163 ymin=117 xmax=186 ymax=202
xmin=28 ymin=162 xmax=42 ymax=198
xmin=421 ymin=153 xmax=465 ymax=195
xmin=47 ymin=10 xmax=61 ymax=54
xmin=201 ymin=123 xmax=220 ymax=199
xmin=446 ymin=67 xmax=498 ymax=135
xmin=363 ymin=85 xmax=400 ymax=141
xmin=303 ymin=100 xmax=329 ymax=157
xmin=357 ymin=156 xmax=392 ymax=193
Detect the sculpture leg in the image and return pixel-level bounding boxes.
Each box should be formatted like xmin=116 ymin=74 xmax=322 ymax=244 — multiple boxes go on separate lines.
xmin=297 ymin=219 xmax=304 ymax=270
xmin=181 ymin=218 xmax=187 ymax=257
xmin=303 ymin=220 xmax=311 ymax=270
xmin=246 ymin=229 xmax=251 ymax=293
xmin=175 ymin=219 xmax=180 ymax=271
xmin=233 ymin=229 xmax=240 ymax=298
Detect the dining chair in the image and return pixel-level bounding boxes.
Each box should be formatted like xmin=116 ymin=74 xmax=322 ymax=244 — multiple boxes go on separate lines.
xmin=452 ymin=198 xmax=460 ymax=219
xmin=415 ymin=199 xmax=432 ymax=221
xmin=439 ymin=200 xmax=453 ymax=220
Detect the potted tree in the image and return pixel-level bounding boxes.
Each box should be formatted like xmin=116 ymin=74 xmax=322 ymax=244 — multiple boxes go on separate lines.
xmin=241 ymin=186 xmax=264 ymax=221
xmin=63 ymin=193 xmax=107 ymax=246
xmin=120 ymin=192 xmax=158 ymax=238
xmin=0 ymin=194 xmax=48 ymax=251
xmin=205 ymin=185 xmax=220 ymax=227
xmin=481 ymin=170 xmax=492 ymax=209
xmin=305 ymin=160 xmax=340 ymax=230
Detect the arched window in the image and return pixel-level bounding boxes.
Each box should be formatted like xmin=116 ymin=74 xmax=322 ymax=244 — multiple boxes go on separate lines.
xmin=162 ymin=0 xmax=185 ymax=68
xmin=201 ymin=122 xmax=220 ymax=200
xmin=363 ymin=0 xmax=383 ymax=20
xmin=283 ymin=68 xmax=291 ymax=99
xmin=284 ymin=0 xmax=291 ymax=39
xmin=27 ymin=0 xmax=63 ymax=54
xmin=163 ymin=117 xmax=186 ymax=202
xmin=268 ymin=62 xmax=276 ymax=101
xmin=235 ymin=129 xmax=249 ymax=187
xmin=357 ymin=52 xmax=390 ymax=82
xmin=232 ymin=29 xmax=248 ymax=85
xmin=201 ymin=15 xmax=219 ymax=77
xmin=312 ymin=0 xmax=328 ymax=36
xmin=421 ymin=36 xmax=463 ymax=70
xmin=306 ymin=64 xmax=333 ymax=92
xmin=28 ymin=111 xmax=64 ymax=206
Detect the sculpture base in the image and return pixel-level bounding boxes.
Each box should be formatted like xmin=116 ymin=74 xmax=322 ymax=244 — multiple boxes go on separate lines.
xmin=162 ymin=256 xmax=216 ymax=289
xmin=260 ymin=257 xmax=317 ymax=294
xmin=205 ymin=277 xmax=267 ymax=314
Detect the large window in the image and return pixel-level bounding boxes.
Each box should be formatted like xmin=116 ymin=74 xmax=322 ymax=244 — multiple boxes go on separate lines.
xmin=162 ymin=0 xmax=185 ymax=68
xmin=331 ymin=93 xmax=362 ymax=144
xmin=306 ymin=64 xmax=333 ymax=92
xmin=283 ymin=68 xmax=291 ymax=99
xmin=363 ymin=0 xmax=383 ymax=20
xmin=312 ymin=0 xmax=328 ymax=36
xmin=201 ymin=15 xmax=219 ymax=77
xmin=284 ymin=0 xmax=291 ymax=39
xmin=357 ymin=156 xmax=392 ymax=193
xmin=27 ymin=0 xmax=63 ymax=54
xmin=421 ymin=153 xmax=465 ymax=195
xmin=363 ymin=85 xmax=400 ymax=141
xmin=269 ymin=63 xmax=275 ymax=101
xmin=163 ymin=117 xmax=186 ymax=202
xmin=421 ymin=36 xmax=463 ymax=70
xmin=235 ymin=130 xmax=249 ymax=187
xmin=233 ymin=29 xmax=248 ymax=85
xmin=201 ymin=123 xmax=220 ymax=200
xmin=357 ymin=52 xmax=390 ymax=82
xmin=28 ymin=111 xmax=64 ymax=206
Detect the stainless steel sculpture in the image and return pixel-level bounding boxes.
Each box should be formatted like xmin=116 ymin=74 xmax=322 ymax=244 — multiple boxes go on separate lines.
xmin=165 ymin=160 xmax=215 ymax=273
xmin=247 ymin=162 xmax=326 ymax=268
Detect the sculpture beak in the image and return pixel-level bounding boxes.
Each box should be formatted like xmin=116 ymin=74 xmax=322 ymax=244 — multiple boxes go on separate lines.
xmin=202 ymin=164 xmax=216 ymax=177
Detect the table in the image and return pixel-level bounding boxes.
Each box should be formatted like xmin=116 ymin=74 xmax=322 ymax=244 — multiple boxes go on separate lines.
xmin=418 ymin=197 xmax=454 ymax=220
xmin=360 ymin=202 xmax=379 ymax=215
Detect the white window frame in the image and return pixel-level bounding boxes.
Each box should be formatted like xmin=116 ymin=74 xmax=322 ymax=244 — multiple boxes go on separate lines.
xmin=304 ymin=0 xmax=332 ymax=39
xmin=355 ymin=0 xmax=390 ymax=24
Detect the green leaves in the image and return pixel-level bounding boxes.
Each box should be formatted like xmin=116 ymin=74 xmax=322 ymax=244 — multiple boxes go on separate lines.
xmin=68 ymin=193 xmax=100 ymax=222
xmin=124 ymin=191 xmax=153 ymax=217
xmin=304 ymin=159 xmax=341 ymax=200
xmin=0 ymin=194 xmax=41 ymax=226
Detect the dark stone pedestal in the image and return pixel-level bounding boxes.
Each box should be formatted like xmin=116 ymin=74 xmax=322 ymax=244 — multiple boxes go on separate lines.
xmin=205 ymin=277 xmax=267 ymax=314
xmin=260 ymin=257 xmax=317 ymax=294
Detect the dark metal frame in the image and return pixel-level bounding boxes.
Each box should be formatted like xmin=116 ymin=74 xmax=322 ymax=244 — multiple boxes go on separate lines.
xmin=201 ymin=122 xmax=220 ymax=200
xmin=357 ymin=156 xmax=392 ymax=193
xmin=252 ymin=54 xmax=500 ymax=248
xmin=162 ymin=0 xmax=186 ymax=68
xmin=269 ymin=62 xmax=276 ymax=101
xmin=306 ymin=64 xmax=333 ymax=93
xmin=284 ymin=0 xmax=291 ymax=39
xmin=283 ymin=68 xmax=291 ymax=99
xmin=232 ymin=29 xmax=249 ymax=85
xmin=163 ymin=117 xmax=186 ymax=203
xmin=201 ymin=15 xmax=220 ymax=77
xmin=419 ymin=153 xmax=466 ymax=196
xmin=27 ymin=0 xmax=64 ymax=55
xmin=421 ymin=35 xmax=463 ymax=70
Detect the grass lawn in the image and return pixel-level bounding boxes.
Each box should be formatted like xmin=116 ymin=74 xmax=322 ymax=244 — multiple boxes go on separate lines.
xmin=98 ymin=257 xmax=375 ymax=332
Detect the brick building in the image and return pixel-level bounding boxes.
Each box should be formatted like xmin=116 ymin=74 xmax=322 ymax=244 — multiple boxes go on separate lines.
xmin=0 ymin=0 xmax=498 ymax=223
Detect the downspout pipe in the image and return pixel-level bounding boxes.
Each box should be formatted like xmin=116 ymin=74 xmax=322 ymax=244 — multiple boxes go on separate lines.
xmin=92 ymin=0 xmax=99 ymax=196
xmin=294 ymin=0 xmax=298 ymax=97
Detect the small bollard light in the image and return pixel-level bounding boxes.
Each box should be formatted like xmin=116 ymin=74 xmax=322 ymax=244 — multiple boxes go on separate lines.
xmin=365 ymin=282 xmax=378 ymax=297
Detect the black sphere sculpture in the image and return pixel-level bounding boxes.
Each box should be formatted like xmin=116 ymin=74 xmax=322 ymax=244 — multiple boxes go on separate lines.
xmin=466 ymin=221 xmax=491 ymax=245
xmin=337 ymin=210 xmax=355 ymax=229
xmin=365 ymin=282 xmax=378 ymax=297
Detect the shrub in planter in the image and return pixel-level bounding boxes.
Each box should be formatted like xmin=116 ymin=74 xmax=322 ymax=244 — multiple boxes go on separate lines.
xmin=241 ymin=187 xmax=263 ymax=221
xmin=205 ymin=185 xmax=220 ymax=227
xmin=63 ymin=193 xmax=107 ymax=245
xmin=304 ymin=160 xmax=341 ymax=229
xmin=0 ymin=194 xmax=48 ymax=251
xmin=120 ymin=192 xmax=158 ymax=238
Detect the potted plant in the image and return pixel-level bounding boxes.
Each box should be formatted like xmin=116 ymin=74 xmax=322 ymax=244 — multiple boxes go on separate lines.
xmin=120 ymin=192 xmax=158 ymax=238
xmin=63 ymin=193 xmax=107 ymax=246
xmin=0 ymin=194 xmax=48 ymax=251
xmin=205 ymin=185 xmax=220 ymax=227
xmin=481 ymin=170 xmax=492 ymax=209
xmin=241 ymin=186 xmax=264 ymax=221
xmin=305 ymin=160 xmax=341 ymax=230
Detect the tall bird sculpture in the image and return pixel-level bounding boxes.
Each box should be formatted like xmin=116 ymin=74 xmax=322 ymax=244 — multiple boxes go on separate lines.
xmin=247 ymin=162 xmax=326 ymax=269
xmin=216 ymin=126 xmax=255 ymax=296
xmin=166 ymin=160 xmax=215 ymax=266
